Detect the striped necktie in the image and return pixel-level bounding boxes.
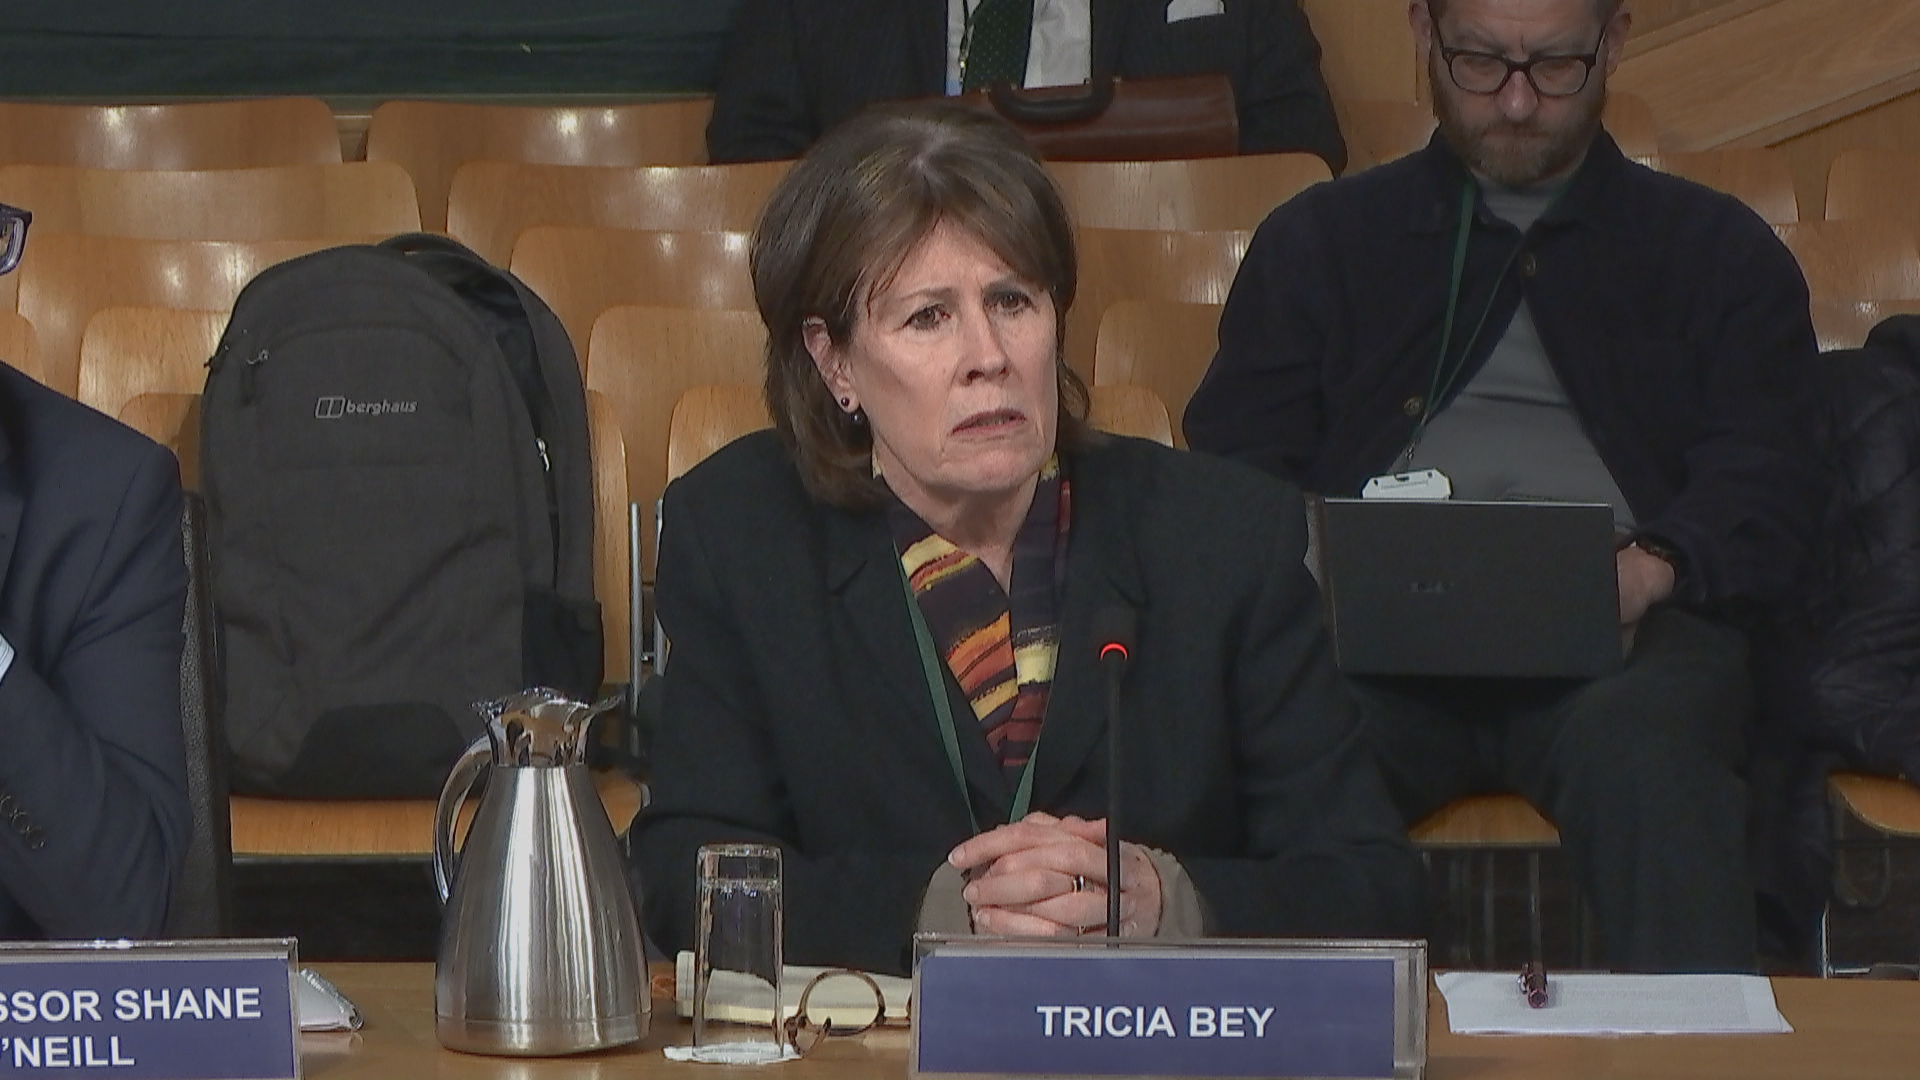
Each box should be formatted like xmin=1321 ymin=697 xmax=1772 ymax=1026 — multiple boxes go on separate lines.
xmin=961 ymin=0 xmax=1035 ymax=92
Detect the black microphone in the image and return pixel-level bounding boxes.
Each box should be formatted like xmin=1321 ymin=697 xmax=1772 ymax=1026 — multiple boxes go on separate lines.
xmin=1092 ymin=606 xmax=1137 ymax=939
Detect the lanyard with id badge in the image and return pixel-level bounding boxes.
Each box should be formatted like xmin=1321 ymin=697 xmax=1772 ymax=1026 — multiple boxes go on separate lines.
xmin=1364 ymin=177 xmax=1562 ymax=502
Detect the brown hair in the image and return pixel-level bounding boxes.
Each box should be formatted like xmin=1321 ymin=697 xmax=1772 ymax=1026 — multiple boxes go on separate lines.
xmin=749 ymin=100 xmax=1091 ymax=509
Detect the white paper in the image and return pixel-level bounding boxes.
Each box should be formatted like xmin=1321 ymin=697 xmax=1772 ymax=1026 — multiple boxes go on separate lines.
xmin=1166 ymin=0 xmax=1225 ymax=22
xmin=1435 ymin=972 xmax=1793 ymax=1035
xmin=674 ymin=951 xmax=911 ymax=1027
xmin=663 ymin=1043 xmax=799 ymax=1065
xmin=296 ymin=968 xmax=363 ymax=1032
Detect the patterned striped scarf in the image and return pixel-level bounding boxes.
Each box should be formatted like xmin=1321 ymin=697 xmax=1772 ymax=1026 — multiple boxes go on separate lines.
xmin=886 ymin=457 xmax=1071 ymax=781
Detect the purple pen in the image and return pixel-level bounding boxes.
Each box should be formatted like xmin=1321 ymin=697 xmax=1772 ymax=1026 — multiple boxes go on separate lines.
xmin=1520 ymin=963 xmax=1550 ymax=1009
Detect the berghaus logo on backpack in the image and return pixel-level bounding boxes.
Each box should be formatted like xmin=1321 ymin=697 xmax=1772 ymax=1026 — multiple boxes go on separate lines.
xmin=314 ymin=396 xmax=418 ymax=419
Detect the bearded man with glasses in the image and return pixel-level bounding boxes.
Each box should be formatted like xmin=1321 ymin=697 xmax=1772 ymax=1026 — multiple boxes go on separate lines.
xmin=1185 ymin=0 xmax=1822 ymax=973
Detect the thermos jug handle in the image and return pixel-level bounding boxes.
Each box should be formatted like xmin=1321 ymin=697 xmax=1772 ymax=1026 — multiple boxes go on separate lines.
xmin=433 ymin=734 xmax=495 ymax=905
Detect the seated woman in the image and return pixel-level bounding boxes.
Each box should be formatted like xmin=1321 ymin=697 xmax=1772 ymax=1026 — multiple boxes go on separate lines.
xmin=631 ymin=102 xmax=1424 ymax=975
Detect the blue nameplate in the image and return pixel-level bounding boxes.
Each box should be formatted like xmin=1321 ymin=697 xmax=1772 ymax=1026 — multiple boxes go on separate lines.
xmin=910 ymin=937 xmax=1426 ymax=1080
xmin=0 ymin=939 xmax=299 ymax=1080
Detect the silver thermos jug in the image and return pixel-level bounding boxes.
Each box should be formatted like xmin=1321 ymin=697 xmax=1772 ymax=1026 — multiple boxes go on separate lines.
xmin=432 ymin=688 xmax=651 ymax=1056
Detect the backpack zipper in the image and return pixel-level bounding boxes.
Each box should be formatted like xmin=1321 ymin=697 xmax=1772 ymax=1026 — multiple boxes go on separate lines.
xmin=209 ymin=329 xmax=269 ymax=404
xmin=241 ymin=347 xmax=270 ymax=404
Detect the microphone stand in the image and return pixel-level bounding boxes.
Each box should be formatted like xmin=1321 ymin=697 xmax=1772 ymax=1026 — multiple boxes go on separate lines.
xmin=1105 ymin=649 xmax=1122 ymax=938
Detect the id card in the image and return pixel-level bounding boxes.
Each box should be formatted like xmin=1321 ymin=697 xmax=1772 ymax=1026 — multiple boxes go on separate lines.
xmin=1361 ymin=468 xmax=1452 ymax=501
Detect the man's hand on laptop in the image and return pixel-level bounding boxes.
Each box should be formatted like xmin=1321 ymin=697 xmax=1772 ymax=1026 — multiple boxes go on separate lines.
xmin=1616 ymin=545 xmax=1677 ymax=656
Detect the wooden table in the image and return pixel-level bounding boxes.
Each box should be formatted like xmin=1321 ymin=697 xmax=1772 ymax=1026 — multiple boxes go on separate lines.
xmin=305 ymin=964 xmax=1920 ymax=1079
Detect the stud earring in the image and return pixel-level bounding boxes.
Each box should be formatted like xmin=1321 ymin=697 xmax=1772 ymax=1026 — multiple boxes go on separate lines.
xmin=839 ymin=397 xmax=851 ymax=408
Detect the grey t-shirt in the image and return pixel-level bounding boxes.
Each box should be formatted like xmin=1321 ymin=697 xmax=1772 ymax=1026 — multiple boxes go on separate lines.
xmin=1408 ymin=181 xmax=1635 ymax=529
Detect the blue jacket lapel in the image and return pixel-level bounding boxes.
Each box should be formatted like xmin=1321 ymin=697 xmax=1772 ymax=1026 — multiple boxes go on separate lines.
xmin=0 ymin=404 xmax=22 ymax=601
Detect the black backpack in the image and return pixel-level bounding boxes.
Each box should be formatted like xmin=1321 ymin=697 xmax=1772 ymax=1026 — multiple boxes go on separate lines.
xmin=203 ymin=234 xmax=602 ymax=798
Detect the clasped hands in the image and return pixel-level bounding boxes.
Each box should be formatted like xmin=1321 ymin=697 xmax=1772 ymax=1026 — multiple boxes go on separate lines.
xmin=947 ymin=812 xmax=1163 ymax=938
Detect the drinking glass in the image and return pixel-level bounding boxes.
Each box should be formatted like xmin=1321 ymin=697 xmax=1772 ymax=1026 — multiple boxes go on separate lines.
xmin=691 ymin=843 xmax=785 ymax=1064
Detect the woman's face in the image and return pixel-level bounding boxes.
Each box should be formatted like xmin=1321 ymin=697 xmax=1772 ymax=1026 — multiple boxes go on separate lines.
xmin=806 ymin=221 xmax=1059 ymax=516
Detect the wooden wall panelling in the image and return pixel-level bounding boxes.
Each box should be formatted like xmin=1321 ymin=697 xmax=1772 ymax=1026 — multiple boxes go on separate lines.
xmin=1613 ymin=0 xmax=1920 ymax=153
xmin=1628 ymin=1 xmax=1756 ymax=39
xmin=1301 ymin=0 xmax=1417 ymax=107
xmin=1625 ymin=0 xmax=1776 ymax=54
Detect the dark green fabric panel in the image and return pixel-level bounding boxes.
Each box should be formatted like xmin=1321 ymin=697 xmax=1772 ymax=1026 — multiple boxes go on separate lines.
xmin=0 ymin=1 xmax=744 ymax=95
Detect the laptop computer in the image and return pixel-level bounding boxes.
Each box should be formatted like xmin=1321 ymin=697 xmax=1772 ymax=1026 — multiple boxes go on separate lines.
xmin=1310 ymin=498 xmax=1622 ymax=679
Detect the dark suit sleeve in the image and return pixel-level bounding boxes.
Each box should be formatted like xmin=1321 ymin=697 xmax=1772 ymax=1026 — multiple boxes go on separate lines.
xmin=1234 ymin=0 xmax=1345 ymax=170
xmin=1183 ymin=201 xmax=1334 ymax=483
xmin=635 ymin=482 xmax=950 ymax=976
xmin=0 ymin=445 xmax=189 ymax=938
xmin=1632 ymin=214 xmax=1822 ymax=606
xmin=1177 ymin=490 xmax=1426 ymax=937
xmin=706 ymin=0 xmax=818 ymax=163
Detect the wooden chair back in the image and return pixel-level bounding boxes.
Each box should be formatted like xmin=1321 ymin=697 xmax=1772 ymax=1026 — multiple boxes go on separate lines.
xmin=586 ymin=306 xmax=767 ymax=579
xmin=1092 ymin=299 xmax=1223 ymax=447
xmin=1831 ymin=773 xmax=1920 ymax=840
xmin=509 ymin=227 xmax=757 ymax=357
xmin=0 ymin=311 xmax=43 ymax=386
xmin=228 ymin=771 xmax=644 ymax=859
xmin=365 ymin=98 xmax=714 ymax=232
xmin=1826 ymin=150 xmax=1920 ymax=236
xmin=17 ymin=234 xmax=352 ymax=396
xmin=1339 ymin=99 xmax=1436 ymax=172
xmin=1603 ymin=92 xmax=1660 ymax=157
xmin=667 ymin=384 xmax=773 ymax=484
xmin=1411 ymin=794 xmax=1560 ymax=847
xmin=0 ymin=98 xmax=341 ymax=170
xmin=447 ymin=159 xmax=791 ymax=265
xmin=0 ymin=162 xmax=420 ymax=241
xmin=1638 ymin=149 xmax=1798 ymax=224
xmin=1068 ymin=227 xmax=1251 ymax=379
xmin=1773 ymin=220 xmax=1920 ymax=304
xmin=1809 ymin=299 xmax=1920 ymax=352
xmin=1086 ymin=384 xmax=1174 ymax=447
xmin=118 ymin=392 xmax=203 ymax=489
xmin=586 ymin=390 xmax=634 ymax=689
xmin=77 ymin=307 xmax=226 ymax=422
xmin=1047 ymin=153 xmax=1329 ymax=232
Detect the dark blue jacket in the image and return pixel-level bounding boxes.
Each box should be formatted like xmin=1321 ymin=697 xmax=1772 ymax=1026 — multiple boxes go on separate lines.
xmin=0 ymin=363 xmax=189 ymax=938
xmin=1185 ymin=132 xmax=1823 ymax=607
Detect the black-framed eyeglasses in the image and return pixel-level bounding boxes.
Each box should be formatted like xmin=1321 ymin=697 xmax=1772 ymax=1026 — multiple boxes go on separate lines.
xmin=1432 ymin=23 xmax=1607 ymax=98
xmin=0 ymin=204 xmax=30 ymax=277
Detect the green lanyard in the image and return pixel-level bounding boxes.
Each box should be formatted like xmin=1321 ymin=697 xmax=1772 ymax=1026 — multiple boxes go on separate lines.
xmin=896 ymin=559 xmax=1039 ymax=833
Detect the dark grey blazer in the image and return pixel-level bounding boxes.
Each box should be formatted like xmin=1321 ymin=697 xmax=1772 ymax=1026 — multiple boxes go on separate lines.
xmin=632 ymin=431 xmax=1423 ymax=975
xmin=706 ymin=0 xmax=1347 ymax=169
xmin=0 ymin=363 xmax=189 ymax=938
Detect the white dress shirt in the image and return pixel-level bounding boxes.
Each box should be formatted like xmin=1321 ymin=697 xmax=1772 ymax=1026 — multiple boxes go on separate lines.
xmin=947 ymin=0 xmax=1093 ymax=94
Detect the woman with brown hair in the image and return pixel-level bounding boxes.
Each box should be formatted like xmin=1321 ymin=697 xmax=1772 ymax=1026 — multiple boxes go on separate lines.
xmin=631 ymin=102 xmax=1421 ymax=975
